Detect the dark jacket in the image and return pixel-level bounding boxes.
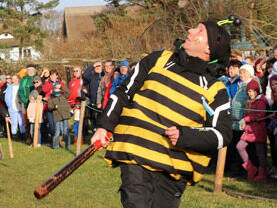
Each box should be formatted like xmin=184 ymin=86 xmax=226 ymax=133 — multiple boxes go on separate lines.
xmin=30 ymin=84 xmax=45 ymax=97
xmin=42 ymin=79 xmax=65 ymax=112
xmin=0 ymin=105 xmax=9 ymax=118
xmin=82 ymin=66 xmax=102 ymax=105
xmin=48 ymin=86 xmax=71 ymax=123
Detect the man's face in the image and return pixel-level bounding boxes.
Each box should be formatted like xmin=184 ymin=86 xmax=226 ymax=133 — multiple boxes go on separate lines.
xmin=182 ymin=23 xmax=210 ymax=60
xmin=94 ymin=62 xmax=103 ymax=74
xmin=73 ymin=67 xmax=81 ymax=78
xmin=12 ymin=75 xmax=19 ymax=84
xmin=6 ymin=75 xmax=12 ymax=84
xmin=105 ymin=62 xmax=114 ymax=73
xmin=27 ymin=68 xmax=36 ymax=77
xmin=229 ymin=66 xmax=239 ymax=78
xmin=50 ymin=73 xmax=58 ymax=82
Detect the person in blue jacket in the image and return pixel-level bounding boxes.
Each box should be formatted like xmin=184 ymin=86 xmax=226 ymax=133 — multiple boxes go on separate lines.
xmin=110 ymin=60 xmax=129 ymax=95
xmin=4 ymin=75 xmax=25 ymax=139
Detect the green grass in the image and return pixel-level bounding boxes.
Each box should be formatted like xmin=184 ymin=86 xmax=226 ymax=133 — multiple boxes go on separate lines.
xmin=0 ymin=137 xmax=277 ymax=208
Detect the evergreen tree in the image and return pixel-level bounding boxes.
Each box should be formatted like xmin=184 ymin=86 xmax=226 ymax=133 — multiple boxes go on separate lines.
xmin=0 ymin=0 xmax=59 ymax=60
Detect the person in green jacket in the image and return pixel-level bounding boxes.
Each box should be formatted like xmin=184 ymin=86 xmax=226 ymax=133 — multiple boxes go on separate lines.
xmin=18 ymin=65 xmax=36 ymax=143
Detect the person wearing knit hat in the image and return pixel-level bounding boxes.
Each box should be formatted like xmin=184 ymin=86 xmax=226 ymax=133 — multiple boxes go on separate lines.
xmin=239 ymin=64 xmax=255 ymax=83
xmin=237 ymin=77 xmax=268 ymax=181
xmin=201 ymin=21 xmax=230 ymax=66
xmin=119 ymin=60 xmax=129 ymax=69
xmin=18 ymin=65 xmax=37 ymax=144
xmin=247 ymin=79 xmax=260 ymax=97
xmin=109 ymin=60 xmax=129 ymax=95
xmin=91 ymin=20 xmax=232 ymax=207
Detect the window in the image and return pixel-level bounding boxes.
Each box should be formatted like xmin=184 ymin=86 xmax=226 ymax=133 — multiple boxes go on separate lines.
xmin=23 ymin=48 xmax=31 ymax=57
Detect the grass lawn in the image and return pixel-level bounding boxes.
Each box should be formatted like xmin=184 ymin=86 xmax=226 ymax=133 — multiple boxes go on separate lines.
xmin=0 ymin=137 xmax=277 ymax=208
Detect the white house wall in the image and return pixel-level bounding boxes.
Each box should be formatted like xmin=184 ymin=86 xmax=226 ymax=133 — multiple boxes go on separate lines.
xmin=0 ymin=52 xmax=5 ymax=60
xmin=0 ymin=33 xmax=14 ymax=39
xmin=9 ymin=46 xmax=41 ymax=61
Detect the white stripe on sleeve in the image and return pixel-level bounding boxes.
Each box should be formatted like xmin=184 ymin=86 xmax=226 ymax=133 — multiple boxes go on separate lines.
xmin=125 ymin=62 xmax=140 ymax=95
xmin=107 ymin=94 xmax=118 ymax=117
xmin=212 ymin=102 xmax=230 ymax=127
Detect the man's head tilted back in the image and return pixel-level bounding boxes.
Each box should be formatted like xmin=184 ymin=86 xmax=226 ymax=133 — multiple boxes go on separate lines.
xmin=183 ymin=21 xmax=231 ymax=67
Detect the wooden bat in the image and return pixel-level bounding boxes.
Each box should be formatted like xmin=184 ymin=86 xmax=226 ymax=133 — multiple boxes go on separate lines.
xmin=34 ymin=132 xmax=112 ymax=200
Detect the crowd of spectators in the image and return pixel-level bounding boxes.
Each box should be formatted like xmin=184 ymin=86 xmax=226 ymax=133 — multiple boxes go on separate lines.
xmin=1 ymin=45 xmax=277 ymax=182
xmin=218 ymin=45 xmax=277 ymax=180
xmin=0 ymin=60 xmax=134 ymax=150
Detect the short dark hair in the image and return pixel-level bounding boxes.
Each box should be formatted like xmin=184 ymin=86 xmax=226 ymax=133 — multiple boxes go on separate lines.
xmin=50 ymin=69 xmax=58 ymax=75
xmin=273 ymin=44 xmax=277 ymax=51
xmin=27 ymin=64 xmax=37 ymax=69
xmin=229 ymin=60 xmax=242 ymax=68
xmin=105 ymin=59 xmax=113 ymax=64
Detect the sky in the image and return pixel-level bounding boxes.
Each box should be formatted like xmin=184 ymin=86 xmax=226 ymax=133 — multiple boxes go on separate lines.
xmin=45 ymin=0 xmax=107 ymax=10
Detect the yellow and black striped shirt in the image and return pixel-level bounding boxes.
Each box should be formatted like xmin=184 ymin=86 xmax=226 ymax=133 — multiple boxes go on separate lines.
xmin=100 ymin=50 xmax=231 ymax=184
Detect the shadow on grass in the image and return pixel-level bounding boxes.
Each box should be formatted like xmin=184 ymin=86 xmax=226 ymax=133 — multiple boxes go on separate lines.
xmin=0 ymin=162 xmax=8 ymax=167
xmin=65 ymin=148 xmax=76 ymax=156
xmin=199 ymin=176 xmax=277 ymax=200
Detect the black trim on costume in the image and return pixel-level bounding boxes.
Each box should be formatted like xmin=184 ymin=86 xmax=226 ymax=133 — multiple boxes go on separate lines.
xmin=136 ymin=90 xmax=203 ymax=124
xmin=146 ymin=72 xmax=202 ymax=103
xmin=105 ymin=150 xmax=194 ymax=179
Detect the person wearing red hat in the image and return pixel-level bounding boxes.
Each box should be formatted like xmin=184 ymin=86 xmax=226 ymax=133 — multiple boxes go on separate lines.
xmin=236 ymin=79 xmax=268 ymax=181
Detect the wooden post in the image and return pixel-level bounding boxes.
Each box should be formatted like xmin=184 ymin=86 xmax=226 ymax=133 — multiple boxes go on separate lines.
xmin=6 ymin=119 xmax=14 ymax=158
xmin=214 ymin=146 xmax=227 ymax=193
xmin=0 ymin=143 xmax=4 ymax=159
xmin=76 ymin=100 xmax=86 ymax=156
xmin=33 ymin=95 xmax=42 ymax=148
xmin=65 ymin=66 xmax=71 ymax=88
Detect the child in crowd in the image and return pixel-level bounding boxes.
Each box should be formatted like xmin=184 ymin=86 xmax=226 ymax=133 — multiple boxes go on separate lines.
xmin=27 ymin=90 xmax=43 ymax=147
xmin=225 ymin=60 xmax=242 ymax=100
xmin=267 ymin=75 xmax=277 ymax=178
xmin=48 ymin=83 xmax=71 ymax=149
xmin=236 ymin=79 xmax=268 ymax=181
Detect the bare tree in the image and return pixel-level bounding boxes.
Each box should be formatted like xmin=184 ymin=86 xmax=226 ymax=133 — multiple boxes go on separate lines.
xmin=41 ymin=10 xmax=63 ymax=39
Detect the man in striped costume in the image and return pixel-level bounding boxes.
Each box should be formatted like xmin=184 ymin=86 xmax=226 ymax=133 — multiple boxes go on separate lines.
xmin=91 ymin=21 xmax=232 ymax=208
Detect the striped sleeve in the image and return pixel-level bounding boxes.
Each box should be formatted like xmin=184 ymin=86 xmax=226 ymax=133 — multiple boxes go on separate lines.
xmin=176 ymin=88 xmax=232 ymax=154
xmin=96 ymin=50 xmax=164 ymax=132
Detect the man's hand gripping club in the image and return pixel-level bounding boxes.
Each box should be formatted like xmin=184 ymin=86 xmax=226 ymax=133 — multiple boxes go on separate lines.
xmin=91 ymin=128 xmax=111 ymax=149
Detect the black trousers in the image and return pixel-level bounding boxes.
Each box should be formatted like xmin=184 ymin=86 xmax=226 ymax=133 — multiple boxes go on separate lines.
xmin=119 ymin=163 xmax=186 ymax=208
